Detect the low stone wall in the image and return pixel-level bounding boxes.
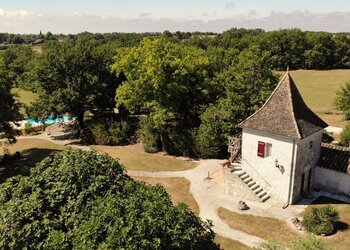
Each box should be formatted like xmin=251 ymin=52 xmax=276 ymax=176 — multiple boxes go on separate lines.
xmin=222 ymin=167 xmax=261 ymax=202
xmin=314 ymin=167 xmax=350 ymax=196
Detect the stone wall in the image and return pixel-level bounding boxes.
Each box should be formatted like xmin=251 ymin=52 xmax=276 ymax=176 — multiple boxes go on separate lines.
xmin=314 ymin=167 xmax=350 ymax=196
xmin=222 ymin=168 xmax=260 ymax=202
xmin=241 ymin=128 xmax=295 ymax=202
xmin=290 ymin=130 xmax=323 ymax=203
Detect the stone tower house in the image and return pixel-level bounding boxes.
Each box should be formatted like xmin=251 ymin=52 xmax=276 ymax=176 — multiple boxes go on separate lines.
xmin=238 ymin=72 xmax=328 ymax=204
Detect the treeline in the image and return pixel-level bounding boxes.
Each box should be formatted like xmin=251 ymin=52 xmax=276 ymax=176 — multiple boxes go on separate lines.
xmin=2 ymin=28 xmax=350 ymax=70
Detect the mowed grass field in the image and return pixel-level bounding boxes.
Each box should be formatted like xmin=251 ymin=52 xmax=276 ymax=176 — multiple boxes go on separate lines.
xmin=92 ymin=144 xmax=198 ymax=172
xmin=11 ymin=88 xmax=38 ymax=106
xmin=288 ymin=70 xmax=350 ymax=128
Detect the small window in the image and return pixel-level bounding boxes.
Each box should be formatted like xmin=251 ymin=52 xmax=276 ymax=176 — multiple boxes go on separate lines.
xmin=266 ymin=143 xmax=272 ymax=157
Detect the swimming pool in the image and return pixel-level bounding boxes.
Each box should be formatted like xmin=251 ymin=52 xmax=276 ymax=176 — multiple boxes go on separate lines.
xmin=26 ymin=116 xmax=70 ymax=127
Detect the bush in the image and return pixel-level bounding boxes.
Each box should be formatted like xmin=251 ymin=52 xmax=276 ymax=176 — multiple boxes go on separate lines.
xmin=161 ymin=127 xmax=197 ymax=157
xmin=302 ymin=205 xmax=339 ymax=235
xmin=339 ymin=124 xmax=350 ymax=146
xmin=23 ymin=122 xmax=33 ymax=135
xmin=89 ymin=119 xmax=138 ymax=146
xmin=255 ymin=241 xmax=286 ymax=250
xmin=291 ymin=235 xmax=334 ymax=250
xmin=137 ymin=117 xmax=161 ymax=153
xmin=0 ymin=150 xmax=217 ymax=249
xmin=256 ymin=235 xmax=334 ymax=250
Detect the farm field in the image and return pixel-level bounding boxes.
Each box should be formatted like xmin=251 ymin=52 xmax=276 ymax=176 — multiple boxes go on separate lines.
xmin=288 ymin=70 xmax=350 ymax=128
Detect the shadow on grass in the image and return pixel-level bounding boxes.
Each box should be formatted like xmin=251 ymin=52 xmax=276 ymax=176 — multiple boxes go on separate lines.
xmin=0 ymin=148 xmax=61 ymax=183
xmin=335 ymin=221 xmax=349 ymax=232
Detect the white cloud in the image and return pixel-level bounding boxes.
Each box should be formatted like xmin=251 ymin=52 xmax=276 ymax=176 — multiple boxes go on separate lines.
xmin=0 ymin=9 xmax=34 ymax=20
xmin=1 ymin=10 xmax=350 ymax=34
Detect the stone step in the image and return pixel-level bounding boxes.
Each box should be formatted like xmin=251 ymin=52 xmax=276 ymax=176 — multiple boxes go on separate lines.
xmin=244 ymin=177 xmax=253 ymax=184
xmin=251 ymin=184 xmax=260 ymax=191
xmin=240 ymin=174 xmax=250 ymax=180
xmin=231 ymin=168 xmax=242 ymax=173
xmin=247 ymin=181 xmax=256 ymax=187
xmin=254 ymin=187 xmax=263 ymax=194
xmin=261 ymin=194 xmax=270 ymax=202
xmin=237 ymin=171 xmax=246 ymax=177
xmin=231 ymin=165 xmax=242 ymax=171
xmin=258 ymin=191 xmax=267 ymax=198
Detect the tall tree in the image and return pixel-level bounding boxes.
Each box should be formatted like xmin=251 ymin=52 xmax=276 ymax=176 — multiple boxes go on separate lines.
xmin=335 ymin=81 xmax=350 ymax=120
xmin=113 ymin=37 xmax=215 ymax=155
xmin=32 ymin=38 xmax=119 ymax=131
xmin=197 ymin=46 xmax=278 ymax=157
xmin=0 ymin=57 xmax=20 ymax=144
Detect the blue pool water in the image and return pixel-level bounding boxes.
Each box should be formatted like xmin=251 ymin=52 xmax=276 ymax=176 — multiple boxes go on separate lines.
xmin=26 ymin=116 xmax=70 ymax=126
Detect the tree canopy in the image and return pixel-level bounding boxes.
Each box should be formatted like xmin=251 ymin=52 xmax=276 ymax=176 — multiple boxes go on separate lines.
xmin=0 ymin=55 xmax=21 ymax=144
xmin=335 ymin=81 xmax=350 ymax=120
xmin=31 ymin=38 xmax=119 ymax=130
xmin=0 ymin=150 xmax=217 ymax=249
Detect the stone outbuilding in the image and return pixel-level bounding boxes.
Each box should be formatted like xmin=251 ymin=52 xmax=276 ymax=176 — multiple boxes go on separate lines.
xmin=226 ymin=72 xmax=329 ymax=204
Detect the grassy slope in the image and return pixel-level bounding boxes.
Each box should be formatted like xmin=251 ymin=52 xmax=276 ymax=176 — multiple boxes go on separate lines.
xmin=92 ymin=144 xmax=198 ymax=172
xmin=288 ymin=70 xmax=350 ymax=128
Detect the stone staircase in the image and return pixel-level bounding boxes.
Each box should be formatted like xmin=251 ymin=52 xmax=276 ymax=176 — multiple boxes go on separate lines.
xmin=231 ymin=165 xmax=270 ymax=202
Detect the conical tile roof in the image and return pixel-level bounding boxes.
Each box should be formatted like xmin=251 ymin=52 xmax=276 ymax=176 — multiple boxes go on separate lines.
xmin=239 ymin=72 xmax=328 ymax=139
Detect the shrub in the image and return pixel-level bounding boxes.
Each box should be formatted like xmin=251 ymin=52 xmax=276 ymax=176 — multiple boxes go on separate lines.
xmin=291 ymin=235 xmax=334 ymax=250
xmin=137 ymin=117 xmax=161 ymax=153
xmin=89 ymin=119 xmax=138 ymax=146
xmin=0 ymin=150 xmax=217 ymax=249
xmin=302 ymin=205 xmax=339 ymax=235
xmin=23 ymin=122 xmax=33 ymax=135
xmin=161 ymin=127 xmax=197 ymax=157
xmin=339 ymin=124 xmax=350 ymax=147
xmin=255 ymin=241 xmax=286 ymax=250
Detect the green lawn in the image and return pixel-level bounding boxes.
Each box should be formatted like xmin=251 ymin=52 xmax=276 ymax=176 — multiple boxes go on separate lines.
xmin=218 ymin=207 xmax=299 ymax=245
xmin=92 ymin=144 xmax=198 ymax=172
xmin=11 ymin=88 xmax=38 ymax=106
xmin=287 ymin=70 xmax=350 ymax=128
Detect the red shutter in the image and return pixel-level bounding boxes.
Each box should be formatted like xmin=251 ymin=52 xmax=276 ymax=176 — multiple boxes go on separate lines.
xmin=257 ymin=141 xmax=265 ymax=158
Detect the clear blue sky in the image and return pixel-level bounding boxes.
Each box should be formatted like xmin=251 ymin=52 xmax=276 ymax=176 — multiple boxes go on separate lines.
xmin=1 ymin=0 xmax=350 ymax=33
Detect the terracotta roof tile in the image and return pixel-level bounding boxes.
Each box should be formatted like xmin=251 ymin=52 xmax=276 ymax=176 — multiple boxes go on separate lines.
xmin=318 ymin=143 xmax=350 ymax=174
xmin=239 ymin=72 xmax=328 ymax=139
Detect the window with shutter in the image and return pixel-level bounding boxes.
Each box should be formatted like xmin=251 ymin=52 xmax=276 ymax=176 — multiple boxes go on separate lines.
xmin=257 ymin=141 xmax=265 ymax=158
